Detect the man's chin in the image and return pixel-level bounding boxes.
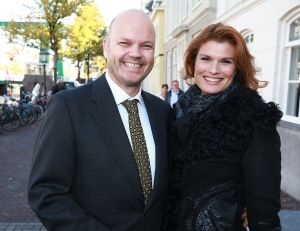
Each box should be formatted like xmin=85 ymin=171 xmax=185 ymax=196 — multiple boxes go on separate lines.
xmin=125 ymin=74 xmax=147 ymax=85
xmin=126 ymin=79 xmax=144 ymax=87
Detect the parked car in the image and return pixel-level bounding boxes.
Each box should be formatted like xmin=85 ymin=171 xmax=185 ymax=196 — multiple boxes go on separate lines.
xmin=63 ymin=81 xmax=75 ymax=90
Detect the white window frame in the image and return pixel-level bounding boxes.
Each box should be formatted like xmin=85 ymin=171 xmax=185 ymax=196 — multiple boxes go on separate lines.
xmin=173 ymin=0 xmax=179 ymax=27
xmin=166 ymin=51 xmax=172 ymax=85
xmin=177 ymin=41 xmax=185 ymax=90
xmin=172 ymin=47 xmax=178 ymax=81
xmin=241 ymin=29 xmax=255 ymax=53
xmin=281 ymin=13 xmax=300 ymax=124
xmin=182 ymin=0 xmax=189 ymax=20
xmin=245 ymin=33 xmax=254 ymax=51
xmin=165 ymin=1 xmax=173 ymax=35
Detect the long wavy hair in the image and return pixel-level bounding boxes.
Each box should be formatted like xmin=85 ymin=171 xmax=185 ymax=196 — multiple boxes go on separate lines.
xmin=183 ymin=23 xmax=265 ymax=91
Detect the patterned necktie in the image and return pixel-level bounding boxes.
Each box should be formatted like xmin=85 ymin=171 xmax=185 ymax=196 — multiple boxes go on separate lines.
xmin=122 ymin=99 xmax=152 ymax=205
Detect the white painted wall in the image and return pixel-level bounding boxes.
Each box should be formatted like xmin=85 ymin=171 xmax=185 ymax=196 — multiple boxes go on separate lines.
xmin=217 ymin=0 xmax=300 ymax=103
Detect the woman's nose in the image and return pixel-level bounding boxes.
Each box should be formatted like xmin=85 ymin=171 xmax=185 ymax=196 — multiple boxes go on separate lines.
xmin=209 ymin=62 xmax=220 ymax=74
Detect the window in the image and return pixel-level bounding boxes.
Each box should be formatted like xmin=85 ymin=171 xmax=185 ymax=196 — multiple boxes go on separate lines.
xmin=166 ymin=1 xmax=172 ymax=34
xmin=172 ymin=47 xmax=178 ymax=80
xmin=178 ymin=41 xmax=184 ymax=71
xmin=178 ymin=41 xmax=189 ymax=91
xmin=166 ymin=51 xmax=172 ymax=84
xmin=289 ymin=17 xmax=300 ymax=41
xmin=174 ymin=0 xmax=179 ymax=27
xmin=242 ymin=30 xmax=254 ymax=52
xmin=155 ymin=25 xmax=159 ymax=56
xmin=182 ymin=0 xmax=189 ymax=19
xmin=245 ymin=33 xmax=254 ymax=44
xmin=286 ymin=16 xmax=300 ymax=117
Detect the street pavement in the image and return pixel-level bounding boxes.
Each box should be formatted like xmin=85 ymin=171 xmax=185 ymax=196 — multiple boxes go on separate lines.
xmin=0 ymin=120 xmax=300 ymax=230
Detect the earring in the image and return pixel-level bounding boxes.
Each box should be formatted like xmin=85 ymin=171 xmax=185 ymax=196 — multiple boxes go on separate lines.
xmin=186 ymin=77 xmax=194 ymax=86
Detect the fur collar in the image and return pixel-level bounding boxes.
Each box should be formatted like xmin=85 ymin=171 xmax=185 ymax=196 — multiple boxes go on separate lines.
xmin=173 ymin=85 xmax=282 ymax=161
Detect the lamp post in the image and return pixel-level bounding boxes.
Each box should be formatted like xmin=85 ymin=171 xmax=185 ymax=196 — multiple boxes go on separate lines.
xmin=39 ymin=49 xmax=49 ymax=97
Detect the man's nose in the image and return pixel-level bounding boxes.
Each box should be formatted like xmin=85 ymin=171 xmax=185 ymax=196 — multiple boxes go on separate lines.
xmin=129 ymin=45 xmax=142 ymax=57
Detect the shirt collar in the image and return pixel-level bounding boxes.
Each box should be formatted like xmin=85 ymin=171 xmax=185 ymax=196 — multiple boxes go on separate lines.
xmin=105 ymin=72 xmax=145 ymax=107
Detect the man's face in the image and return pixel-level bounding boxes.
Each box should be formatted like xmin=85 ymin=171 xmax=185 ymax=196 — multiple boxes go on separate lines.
xmin=161 ymin=86 xmax=168 ymax=94
xmin=103 ymin=12 xmax=155 ymax=93
xmin=172 ymin=81 xmax=179 ymax=91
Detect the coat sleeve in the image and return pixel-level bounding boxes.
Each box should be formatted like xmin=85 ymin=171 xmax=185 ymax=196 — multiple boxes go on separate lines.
xmin=27 ymin=95 xmax=110 ymax=231
xmin=242 ymin=126 xmax=282 ymax=231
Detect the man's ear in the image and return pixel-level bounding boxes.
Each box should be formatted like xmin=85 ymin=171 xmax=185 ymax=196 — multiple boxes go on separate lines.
xmin=103 ymin=39 xmax=109 ymax=58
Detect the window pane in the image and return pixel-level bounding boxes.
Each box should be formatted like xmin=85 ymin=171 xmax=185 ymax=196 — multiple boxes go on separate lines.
xmin=245 ymin=34 xmax=254 ymax=44
xmin=172 ymin=47 xmax=178 ymax=79
xmin=289 ymin=16 xmax=300 ymax=41
xmin=184 ymin=0 xmax=188 ymax=17
xmin=167 ymin=52 xmax=172 ymax=83
xmin=286 ymin=83 xmax=300 ymax=117
xmin=244 ymin=33 xmax=254 ymax=52
xmin=174 ymin=0 xmax=179 ymax=26
xmin=289 ymin=46 xmax=300 ymax=80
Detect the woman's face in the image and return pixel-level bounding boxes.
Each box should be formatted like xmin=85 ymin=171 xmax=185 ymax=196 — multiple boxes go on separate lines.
xmin=194 ymin=40 xmax=236 ymax=95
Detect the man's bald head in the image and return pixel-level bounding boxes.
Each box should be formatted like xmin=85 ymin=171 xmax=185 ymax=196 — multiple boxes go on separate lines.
xmin=107 ymin=9 xmax=155 ymax=40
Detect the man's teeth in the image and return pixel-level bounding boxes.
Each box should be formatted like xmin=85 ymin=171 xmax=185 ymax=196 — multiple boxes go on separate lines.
xmin=125 ymin=63 xmax=142 ymax=68
xmin=204 ymin=76 xmax=222 ymax=82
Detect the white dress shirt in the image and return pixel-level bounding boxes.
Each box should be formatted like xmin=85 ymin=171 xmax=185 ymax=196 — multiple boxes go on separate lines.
xmin=170 ymin=90 xmax=179 ymax=107
xmin=106 ymin=73 xmax=156 ymax=187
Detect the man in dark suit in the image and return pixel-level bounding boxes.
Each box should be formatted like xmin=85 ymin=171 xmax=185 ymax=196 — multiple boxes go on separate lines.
xmin=28 ymin=9 xmax=172 ymax=231
xmin=166 ymin=80 xmax=184 ymax=107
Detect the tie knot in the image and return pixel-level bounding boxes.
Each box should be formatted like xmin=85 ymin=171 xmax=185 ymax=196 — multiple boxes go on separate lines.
xmin=122 ymin=99 xmax=139 ymax=114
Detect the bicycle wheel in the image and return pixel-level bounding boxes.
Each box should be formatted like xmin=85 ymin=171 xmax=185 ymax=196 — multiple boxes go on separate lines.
xmin=26 ymin=107 xmax=37 ymax=124
xmin=3 ymin=112 xmax=21 ymax=131
xmin=17 ymin=109 xmax=29 ymax=126
xmin=34 ymin=105 xmax=44 ymax=120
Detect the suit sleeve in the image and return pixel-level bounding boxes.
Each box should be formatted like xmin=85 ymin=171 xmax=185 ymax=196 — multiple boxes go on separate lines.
xmin=28 ymin=95 xmax=110 ymax=231
xmin=242 ymin=126 xmax=282 ymax=231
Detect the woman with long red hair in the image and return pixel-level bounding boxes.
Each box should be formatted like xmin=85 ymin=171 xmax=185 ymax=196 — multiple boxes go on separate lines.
xmin=163 ymin=23 xmax=282 ymax=231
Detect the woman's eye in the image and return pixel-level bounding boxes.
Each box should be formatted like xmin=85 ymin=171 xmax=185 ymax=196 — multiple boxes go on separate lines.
xmin=221 ymin=60 xmax=233 ymax=64
xmin=200 ymin=57 xmax=210 ymax=61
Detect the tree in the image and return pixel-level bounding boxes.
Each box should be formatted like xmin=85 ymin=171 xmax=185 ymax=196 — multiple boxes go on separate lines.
xmin=65 ymin=3 xmax=107 ymax=81
xmin=93 ymin=56 xmax=107 ymax=76
xmin=5 ymin=0 xmax=91 ymax=83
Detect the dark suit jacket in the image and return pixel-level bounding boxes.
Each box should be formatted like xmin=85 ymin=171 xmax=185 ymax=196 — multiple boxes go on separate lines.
xmin=166 ymin=89 xmax=184 ymax=107
xmin=28 ymin=75 xmax=172 ymax=231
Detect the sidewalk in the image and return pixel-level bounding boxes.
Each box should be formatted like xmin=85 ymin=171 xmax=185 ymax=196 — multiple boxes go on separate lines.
xmin=280 ymin=210 xmax=300 ymax=231
xmin=0 ymin=210 xmax=299 ymax=230
xmin=0 ymin=222 xmax=45 ymax=231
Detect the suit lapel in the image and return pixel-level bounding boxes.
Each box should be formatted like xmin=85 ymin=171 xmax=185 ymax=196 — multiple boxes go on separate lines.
xmin=90 ymin=75 xmax=144 ymax=203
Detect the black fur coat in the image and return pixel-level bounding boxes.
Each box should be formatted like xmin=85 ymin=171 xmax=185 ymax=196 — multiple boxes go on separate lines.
xmin=163 ymin=85 xmax=283 ymax=231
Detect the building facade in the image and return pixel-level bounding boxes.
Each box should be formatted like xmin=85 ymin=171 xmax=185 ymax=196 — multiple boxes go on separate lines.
xmin=156 ymin=0 xmax=300 ymax=200
xmin=143 ymin=1 xmax=166 ymax=94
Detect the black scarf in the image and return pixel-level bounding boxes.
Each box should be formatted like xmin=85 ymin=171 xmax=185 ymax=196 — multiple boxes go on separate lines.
xmin=176 ymin=78 xmax=239 ymax=118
